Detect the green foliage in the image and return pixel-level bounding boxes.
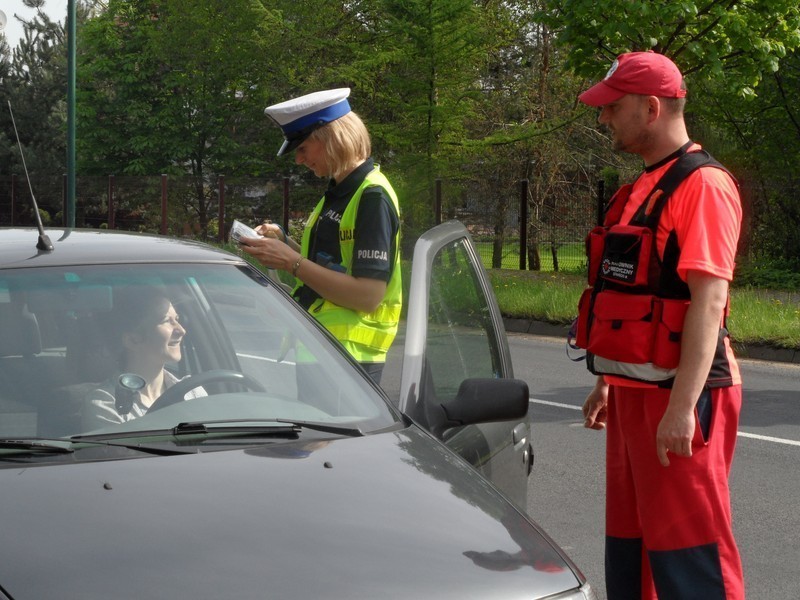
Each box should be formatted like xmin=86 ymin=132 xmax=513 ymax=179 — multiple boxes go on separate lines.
xmin=538 ymin=0 xmax=800 ymax=100
xmin=76 ymin=0 xmax=282 ymax=234
xmin=734 ymin=258 xmax=800 ymax=291
xmin=693 ymin=50 xmax=800 ymax=265
xmin=0 ymin=4 xmax=72 ymax=182
xmin=4 ymin=0 xmax=800 ymax=269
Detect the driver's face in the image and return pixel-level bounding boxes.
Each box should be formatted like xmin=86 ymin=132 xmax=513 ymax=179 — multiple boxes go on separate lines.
xmin=140 ymin=304 xmax=185 ymax=364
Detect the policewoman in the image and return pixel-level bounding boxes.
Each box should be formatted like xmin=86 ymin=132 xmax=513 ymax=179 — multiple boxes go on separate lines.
xmin=240 ymin=88 xmax=401 ymax=384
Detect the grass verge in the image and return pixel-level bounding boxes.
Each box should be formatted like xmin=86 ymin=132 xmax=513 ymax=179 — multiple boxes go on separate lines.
xmin=489 ymin=270 xmax=800 ymax=350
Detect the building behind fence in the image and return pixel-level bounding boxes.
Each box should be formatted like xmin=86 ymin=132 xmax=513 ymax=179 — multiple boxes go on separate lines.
xmin=0 ymin=173 xmax=618 ymax=273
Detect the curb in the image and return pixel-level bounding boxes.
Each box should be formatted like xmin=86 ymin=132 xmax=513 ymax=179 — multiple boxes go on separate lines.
xmin=731 ymin=343 xmax=799 ymax=365
xmin=503 ymin=318 xmax=800 ymax=365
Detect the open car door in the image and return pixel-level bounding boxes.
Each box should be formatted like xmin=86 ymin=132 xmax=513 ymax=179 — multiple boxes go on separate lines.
xmin=397 ymin=220 xmax=533 ymax=508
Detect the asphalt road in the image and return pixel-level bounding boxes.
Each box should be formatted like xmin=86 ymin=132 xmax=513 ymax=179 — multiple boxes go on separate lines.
xmin=509 ymin=332 xmax=800 ymax=600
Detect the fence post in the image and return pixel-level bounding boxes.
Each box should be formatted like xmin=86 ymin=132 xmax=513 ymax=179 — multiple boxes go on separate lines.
xmin=62 ymin=174 xmax=67 ymax=227
xmin=282 ymin=177 xmax=290 ymax=233
xmin=519 ymin=179 xmax=528 ymax=271
xmin=161 ymin=174 xmax=168 ymax=235
xmin=435 ymin=178 xmax=442 ymax=225
xmin=10 ymin=174 xmax=17 ymax=226
xmin=108 ymin=174 xmax=115 ymax=230
xmin=218 ymin=175 xmax=225 ymax=243
xmin=597 ymin=179 xmax=605 ymax=226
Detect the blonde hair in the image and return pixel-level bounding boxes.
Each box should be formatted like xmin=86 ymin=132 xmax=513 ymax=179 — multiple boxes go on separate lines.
xmin=308 ymin=111 xmax=371 ymax=182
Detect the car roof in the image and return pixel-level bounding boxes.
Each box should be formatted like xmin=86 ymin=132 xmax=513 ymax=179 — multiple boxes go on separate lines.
xmin=0 ymin=227 xmax=245 ymax=269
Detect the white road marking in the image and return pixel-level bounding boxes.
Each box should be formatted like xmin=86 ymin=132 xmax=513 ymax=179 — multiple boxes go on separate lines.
xmin=530 ymin=398 xmax=582 ymax=411
xmin=530 ymin=397 xmax=800 ymax=448
xmin=736 ymin=431 xmax=800 ymax=447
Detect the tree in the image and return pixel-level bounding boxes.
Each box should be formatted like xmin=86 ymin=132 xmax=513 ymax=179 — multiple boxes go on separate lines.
xmin=538 ymin=0 xmax=800 ymax=266
xmin=77 ymin=0 xmax=282 ymax=234
xmin=0 ymin=3 xmax=72 ymax=223
xmin=265 ymin=0 xmax=506 ymax=243
xmin=441 ymin=1 xmax=603 ymax=271
xmin=700 ymin=48 xmax=800 ymax=265
xmin=538 ymin=0 xmax=800 ymax=100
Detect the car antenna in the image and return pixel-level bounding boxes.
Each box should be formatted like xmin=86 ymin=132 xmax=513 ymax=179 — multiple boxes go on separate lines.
xmin=7 ymin=100 xmax=54 ymax=252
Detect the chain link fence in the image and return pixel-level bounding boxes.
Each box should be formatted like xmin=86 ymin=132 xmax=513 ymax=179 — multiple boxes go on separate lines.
xmin=3 ymin=172 xmax=760 ymax=274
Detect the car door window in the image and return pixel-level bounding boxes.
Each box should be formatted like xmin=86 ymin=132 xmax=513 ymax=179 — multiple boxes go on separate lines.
xmin=399 ymin=221 xmax=514 ymax=419
xmin=425 ymin=237 xmax=502 ymax=401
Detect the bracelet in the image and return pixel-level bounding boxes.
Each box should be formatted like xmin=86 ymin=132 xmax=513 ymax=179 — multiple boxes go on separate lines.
xmin=291 ymin=256 xmax=305 ymax=277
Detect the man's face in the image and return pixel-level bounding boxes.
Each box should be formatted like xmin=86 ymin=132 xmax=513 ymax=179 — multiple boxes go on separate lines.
xmin=597 ymin=94 xmax=651 ymax=155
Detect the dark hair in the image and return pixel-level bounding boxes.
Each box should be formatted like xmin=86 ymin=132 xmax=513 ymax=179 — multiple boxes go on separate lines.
xmin=108 ymin=285 xmax=172 ymax=367
xmin=662 ymin=80 xmax=687 ymax=115
xmin=111 ymin=285 xmax=171 ymax=342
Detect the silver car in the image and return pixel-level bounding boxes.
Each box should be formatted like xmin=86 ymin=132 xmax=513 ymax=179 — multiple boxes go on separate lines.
xmin=0 ymin=222 xmax=595 ymax=599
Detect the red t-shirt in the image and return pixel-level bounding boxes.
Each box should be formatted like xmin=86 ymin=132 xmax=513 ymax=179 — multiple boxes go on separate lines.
xmin=619 ymin=144 xmax=741 ymax=282
xmin=607 ymin=143 xmax=742 ymax=387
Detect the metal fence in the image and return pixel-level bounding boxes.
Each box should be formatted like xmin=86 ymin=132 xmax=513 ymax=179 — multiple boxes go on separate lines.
xmin=0 ymin=173 xmax=604 ymax=273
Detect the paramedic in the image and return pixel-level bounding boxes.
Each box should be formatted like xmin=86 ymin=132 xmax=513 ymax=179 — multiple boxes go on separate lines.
xmin=579 ymin=51 xmax=744 ymax=600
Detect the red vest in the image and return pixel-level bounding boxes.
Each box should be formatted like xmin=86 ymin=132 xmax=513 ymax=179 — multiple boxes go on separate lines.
xmin=574 ymin=148 xmax=736 ymax=388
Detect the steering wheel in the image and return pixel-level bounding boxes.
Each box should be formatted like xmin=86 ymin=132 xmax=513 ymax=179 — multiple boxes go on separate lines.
xmin=148 ymin=369 xmax=267 ymax=413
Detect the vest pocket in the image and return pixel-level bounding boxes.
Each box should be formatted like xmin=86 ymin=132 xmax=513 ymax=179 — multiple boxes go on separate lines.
xmin=599 ymin=225 xmax=653 ymax=287
xmin=585 ymin=291 xmax=656 ymax=364
xmin=586 ymin=226 xmax=607 ymax=286
xmin=651 ymin=298 xmax=690 ymax=369
xmin=574 ymin=288 xmax=593 ymax=349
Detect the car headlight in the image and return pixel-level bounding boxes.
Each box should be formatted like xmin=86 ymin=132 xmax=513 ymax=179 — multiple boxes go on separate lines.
xmin=546 ymin=582 xmax=597 ymax=600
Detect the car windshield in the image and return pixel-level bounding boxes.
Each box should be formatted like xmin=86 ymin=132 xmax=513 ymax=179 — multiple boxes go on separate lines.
xmin=0 ymin=262 xmax=399 ymax=444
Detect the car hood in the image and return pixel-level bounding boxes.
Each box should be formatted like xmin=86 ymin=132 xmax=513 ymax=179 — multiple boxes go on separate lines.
xmin=0 ymin=426 xmax=581 ymax=600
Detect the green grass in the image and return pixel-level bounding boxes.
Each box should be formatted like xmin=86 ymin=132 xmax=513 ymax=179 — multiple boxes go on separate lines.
xmin=223 ymin=239 xmax=799 ymax=351
xmin=473 ymin=240 xmax=586 ymax=272
xmin=489 ymin=270 xmax=800 ymax=350
xmin=725 ymin=288 xmax=800 ymax=349
xmin=489 ymin=270 xmax=586 ymax=323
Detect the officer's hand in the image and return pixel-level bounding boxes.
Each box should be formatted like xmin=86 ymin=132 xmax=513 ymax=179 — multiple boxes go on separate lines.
xmin=255 ymin=221 xmax=284 ymax=241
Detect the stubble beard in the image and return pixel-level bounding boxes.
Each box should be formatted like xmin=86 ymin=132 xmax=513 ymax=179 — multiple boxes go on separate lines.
xmin=612 ymin=128 xmax=653 ymax=157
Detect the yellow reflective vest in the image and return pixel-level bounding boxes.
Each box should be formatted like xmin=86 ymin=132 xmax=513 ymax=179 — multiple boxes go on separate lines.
xmin=295 ymin=166 xmax=402 ymax=363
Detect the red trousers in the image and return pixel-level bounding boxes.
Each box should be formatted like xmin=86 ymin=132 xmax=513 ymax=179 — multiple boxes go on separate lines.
xmin=605 ymin=384 xmax=744 ymax=600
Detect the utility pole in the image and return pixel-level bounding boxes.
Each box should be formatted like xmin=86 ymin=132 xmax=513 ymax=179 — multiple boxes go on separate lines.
xmin=66 ymin=0 xmax=76 ymax=227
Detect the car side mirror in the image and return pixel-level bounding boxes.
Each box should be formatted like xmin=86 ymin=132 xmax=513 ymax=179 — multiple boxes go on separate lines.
xmin=432 ymin=378 xmax=529 ymax=436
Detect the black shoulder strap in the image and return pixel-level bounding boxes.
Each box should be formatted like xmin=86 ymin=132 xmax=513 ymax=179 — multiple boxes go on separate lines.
xmin=631 ymin=149 xmax=727 ymax=230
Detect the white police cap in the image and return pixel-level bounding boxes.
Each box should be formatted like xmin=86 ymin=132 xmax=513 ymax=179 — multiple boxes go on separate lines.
xmin=264 ymin=88 xmax=351 ymax=156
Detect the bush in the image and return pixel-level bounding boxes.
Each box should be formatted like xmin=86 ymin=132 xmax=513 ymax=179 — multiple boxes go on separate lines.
xmin=734 ymin=258 xmax=800 ymax=291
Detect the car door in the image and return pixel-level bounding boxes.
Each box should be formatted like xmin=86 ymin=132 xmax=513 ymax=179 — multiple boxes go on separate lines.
xmin=398 ymin=220 xmax=533 ymax=508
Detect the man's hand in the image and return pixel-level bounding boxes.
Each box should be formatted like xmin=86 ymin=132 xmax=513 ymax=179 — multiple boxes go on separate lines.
xmin=655 ymin=271 xmax=729 ymax=466
xmin=583 ymin=378 xmax=609 ymax=430
xmin=656 ymin=405 xmax=696 ymax=466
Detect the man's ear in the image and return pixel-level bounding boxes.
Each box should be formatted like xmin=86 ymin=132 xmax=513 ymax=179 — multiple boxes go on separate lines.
xmin=646 ymin=95 xmax=661 ymax=123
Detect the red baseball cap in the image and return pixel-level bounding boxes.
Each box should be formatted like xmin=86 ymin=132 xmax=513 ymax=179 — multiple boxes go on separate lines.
xmin=579 ymin=51 xmax=686 ymax=107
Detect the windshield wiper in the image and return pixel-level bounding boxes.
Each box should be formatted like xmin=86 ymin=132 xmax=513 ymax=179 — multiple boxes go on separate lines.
xmin=0 ymin=439 xmax=74 ymax=454
xmin=172 ymin=418 xmax=364 ymax=438
xmin=62 ymin=435 xmax=196 ymax=456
